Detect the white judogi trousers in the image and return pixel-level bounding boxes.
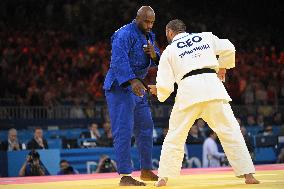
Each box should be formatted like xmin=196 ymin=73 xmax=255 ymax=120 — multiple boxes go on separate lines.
xmin=158 ymin=99 xmax=255 ymax=178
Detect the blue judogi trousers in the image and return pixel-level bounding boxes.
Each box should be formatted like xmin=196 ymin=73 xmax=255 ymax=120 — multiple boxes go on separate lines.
xmin=105 ymin=84 xmax=154 ymax=174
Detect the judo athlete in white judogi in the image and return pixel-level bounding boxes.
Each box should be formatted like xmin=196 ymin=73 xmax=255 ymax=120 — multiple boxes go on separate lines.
xmin=202 ymin=130 xmax=225 ymax=168
xmin=148 ymin=19 xmax=259 ymax=187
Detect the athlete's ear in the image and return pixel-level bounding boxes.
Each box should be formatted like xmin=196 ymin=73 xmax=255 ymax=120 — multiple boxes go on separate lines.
xmin=168 ymin=29 xmax=175 ymax=40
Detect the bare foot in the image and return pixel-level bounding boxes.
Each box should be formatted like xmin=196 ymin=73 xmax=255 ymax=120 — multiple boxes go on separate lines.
xmin=244 ymin=174 xmax=260 ymax=184
xmin=154 ymin=178 xmax=168 ymax=187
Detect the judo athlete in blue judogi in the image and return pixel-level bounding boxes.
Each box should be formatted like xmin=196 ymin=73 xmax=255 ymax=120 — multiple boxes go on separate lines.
xmin=103 ymin=6 xmax=160 ymax=186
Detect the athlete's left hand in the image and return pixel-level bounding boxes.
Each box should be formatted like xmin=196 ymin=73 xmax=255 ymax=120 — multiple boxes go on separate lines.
xmin=148 ymin=85 xmax=157 ymax=96
xmin=217 ymin=68 xmax=226 ymax=82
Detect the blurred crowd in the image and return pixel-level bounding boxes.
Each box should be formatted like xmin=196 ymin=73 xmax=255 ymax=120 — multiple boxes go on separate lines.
xmin=0 ymin=0 xmax=283 ymax=132
xmin=0 ymin=0 xmax=283 ymax=108
xmin=0 ymin=29 xmax=109 ymax=106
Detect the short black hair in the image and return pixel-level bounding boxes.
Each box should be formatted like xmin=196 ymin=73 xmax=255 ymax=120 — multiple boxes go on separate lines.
xmin=60 ymin=159 xmax=68 ymax=164
xmin=166 ymin=19 xmax=186 ymax=33
xmin=28 ymin=150 xmax=40 ymax=159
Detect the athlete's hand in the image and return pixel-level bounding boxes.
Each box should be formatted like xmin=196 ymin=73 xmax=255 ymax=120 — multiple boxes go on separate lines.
xmin=148 ymin=85 xmax=157 ymax=96
xmin=129 ymin=79 xmax=146 ymax=97
xmin=143 ymin=40 xmax=157 ymax=61
xmin=217 ymin=68 xmax=226 ymax=82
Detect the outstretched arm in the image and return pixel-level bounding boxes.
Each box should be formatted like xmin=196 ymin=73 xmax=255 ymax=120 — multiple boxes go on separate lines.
xmin=155 ymin=47 xmax=175 ymax=102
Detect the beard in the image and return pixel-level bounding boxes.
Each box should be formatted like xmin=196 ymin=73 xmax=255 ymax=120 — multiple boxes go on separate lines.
xmin=167 ymin=36 xmax=172 ymax=44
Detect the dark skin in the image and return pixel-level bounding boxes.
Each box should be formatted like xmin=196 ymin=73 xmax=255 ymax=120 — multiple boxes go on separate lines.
xmin=129 ymin=6 xmax=157 ymax=97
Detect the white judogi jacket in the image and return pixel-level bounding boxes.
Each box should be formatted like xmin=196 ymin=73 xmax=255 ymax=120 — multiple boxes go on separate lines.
xmin=156 ymin=32 xmax=235 ymax=110
xmin=202 ymin=137 xmax=225 ymax=168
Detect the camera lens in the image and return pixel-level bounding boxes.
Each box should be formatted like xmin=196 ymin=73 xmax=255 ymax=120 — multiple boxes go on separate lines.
xmin=105 ymin=158 xmax=111 ymax=163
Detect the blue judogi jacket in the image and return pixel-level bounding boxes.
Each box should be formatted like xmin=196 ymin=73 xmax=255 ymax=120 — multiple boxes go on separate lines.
xmin=103 ymin=20 xmax=160 ymax=90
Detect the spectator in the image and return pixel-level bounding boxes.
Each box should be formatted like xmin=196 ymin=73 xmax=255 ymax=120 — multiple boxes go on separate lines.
xmin=255 ymin=84 xmax=268 ymax=104
xmin=261 ymin=125 xmax=274 ymax=136
xmin=79 ymin=123 xmax=101 ymax=148
xmin=27 ymin=128 xmax=49 ymax=150
xmin=186 ymin=124 xmax=204 ymax=144
xmin=256 ymin=114 xmax=265 ymax=128
xmin=267 ymin=85 xmax=278 ymax=104
xmin=242 ymin=85 xmax=255 ymax=105
xmin=70 ymin=100 xmax=86 ymax=118
xmin=57 ymin=159 xmax=79 ymax=175
xmin=277 ymin=148 xmax=284 ymax=163
xmin=84 ymin=101 xmax=96 ymax=118
xmin=202 ymin=130 xmax=225 ymax=168
xmin=95 ymin=155 xmax=117 ymax=173
xmin=236 ymin=117 xmax=244 ymax=127
xmin=1 ymin=128 xmax=22 ymax=151
xmin=240 ymin=126 xmax=254 ymax=159
xmin=257 ymin=101 xmax=274 ymax=118
xmin=19 ymin=150 xmax=45 ymax=176
xmin=246 ymin=115 xmax=257 ymax=127
xmin=97 ymin=122 xmax=113 ymax=147
xmin=153 ymin=128 xmax=158 ymax=144
xmin=155 ymin=128 xmax=168 ymax=145
xmin=196 ymin=119 xmax=207 ymax=139
xmin=102 ymin=104 xmax=111 ymax=123
xmin=80 ymin=123 xmax=101 ymax=139
xmin=271 ymin=112 xmax=283 ymax=126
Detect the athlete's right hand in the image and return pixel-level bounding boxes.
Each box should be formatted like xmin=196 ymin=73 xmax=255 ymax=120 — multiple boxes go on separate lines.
xmin=129 ymin=79 xmax=146 ymax=97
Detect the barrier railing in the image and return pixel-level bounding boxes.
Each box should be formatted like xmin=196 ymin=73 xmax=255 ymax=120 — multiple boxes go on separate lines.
xmin=0 ymin=103 xmax=282 ymax=120
xmin=0 ymin=105 xmax=105 ymax=120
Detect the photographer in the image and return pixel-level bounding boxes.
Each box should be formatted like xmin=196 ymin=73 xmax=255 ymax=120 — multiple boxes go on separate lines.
xmin=19 ymin=150 xmax=45 ymax=176
xmin=57 ymin=160 xmax=79 ymax=175
xmin=95 ymin=155 xmax=117 ymax=173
